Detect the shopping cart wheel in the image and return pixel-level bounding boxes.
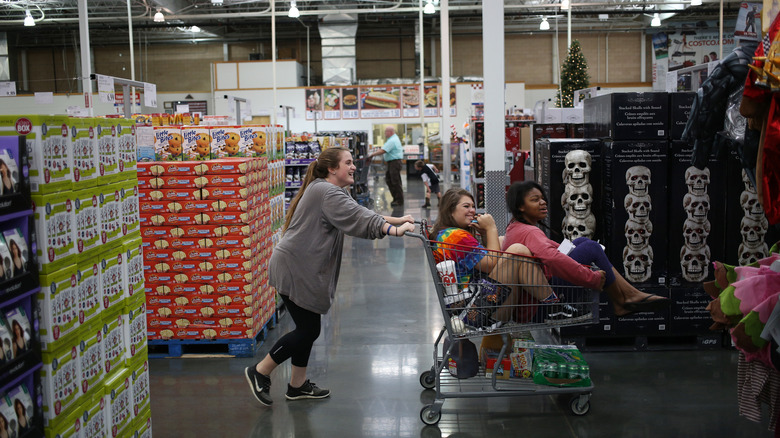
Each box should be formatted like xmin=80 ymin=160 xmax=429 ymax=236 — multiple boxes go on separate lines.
xmin=570 ymin=395 xmax=590 ymax=416
xmin=419 ymin=370 xmax=436 ymax=389
xmin=420 ymin=405 xmax=441 ymax=425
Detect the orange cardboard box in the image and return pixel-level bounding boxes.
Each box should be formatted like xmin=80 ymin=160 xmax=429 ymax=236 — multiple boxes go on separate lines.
xmin=193 ymin=158 xmax=252 ymax=175
xmin=207 ymin=187 xmax=252 ymax=199
xmin=139 ymin=175 xmax=206 ymax=190
xmin=212 ymin=282 xmax=253 ymax=295
xmin=138 ymin=188 xmax=197 ymax=201
xmin=179 ymin=224 xmax=251 ymax=238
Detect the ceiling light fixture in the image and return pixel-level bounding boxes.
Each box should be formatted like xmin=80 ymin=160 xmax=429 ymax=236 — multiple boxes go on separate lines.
xmin=288 ymin=1 xmax=300 ymax=18
xmin=211 ymin=0 xmax=223 ymax=5
xmin=540 ymin=17 xmax=550 ymax=30
xmin=191 ymin=26 xmax=201 ymax=33
xmin=561 ymin=0 xmax=570 ymax=10
xmin=691 ymin=0 xmax=702 ymax=5
xmin=651 ymin=13 xmax=661 ymax=27
xmin=424 ymin=1 xmax=436 ymax=15
xmin=153 ymin=10 xmax=164 ymax=22
xmin=23 ymin=10 xmax=35 ymax=27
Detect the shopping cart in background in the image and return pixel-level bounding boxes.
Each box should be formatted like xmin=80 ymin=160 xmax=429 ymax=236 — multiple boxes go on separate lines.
xmin=407 ymin=221 xmax=598 ymax=425
xmin=351 ymin=161 xmax=373 ymax=208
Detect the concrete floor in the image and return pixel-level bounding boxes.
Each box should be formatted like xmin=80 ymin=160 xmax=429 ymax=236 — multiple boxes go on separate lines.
xmin=149 ymin=174 xmax=774 ymax=437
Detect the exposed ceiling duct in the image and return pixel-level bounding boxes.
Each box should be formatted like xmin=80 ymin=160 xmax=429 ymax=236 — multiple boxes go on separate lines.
xmin=319 ymin=13 xmax=358 ymax=86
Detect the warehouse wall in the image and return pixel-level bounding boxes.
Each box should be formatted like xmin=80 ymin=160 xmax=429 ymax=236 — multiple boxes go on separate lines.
xmin=16 ymin=31 xmax=651 ymax=93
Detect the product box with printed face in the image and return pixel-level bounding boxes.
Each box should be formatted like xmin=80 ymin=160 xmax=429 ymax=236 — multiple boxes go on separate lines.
xmin=120 ymin=179 xmax=140 ymax=240
xmin=70 ymin=117 xmax=99 ymax=190
xmin=78 ymin=324 xmax=104 ymax=398
xmin=129 ymin=359 xmax=150 ymax=417
xmin=0 ymin=115 xmax=73 ymax=194
xmin=534 ymin=138 xmax=604 ymax=242
xmin=103 ymin=368 xmax=132 ymax=438
xmin=154 ymin=126 xmax=183 ymax=161
xmin=38 ymin=264 xmax=79 ymax=352
xmin=210 ymin=126 xmax=242 ymax=158
xmin=116 ymin=118 xmax=137 ymax=176
xmin=99 ymin=183 xmax=122 ymax=247
xmin=41 ymin=340 xmax=81 ymax=424
xmin=240 ymin=125 xmax=268 ymax=157
xmin=669 ymin=92 xmax=695 ymax=141
xmin=124 ymin=294 xmax=147 ymax=364
xmin=667 ymin=141 xmax=726 ymax=287
xmin=95 ymin=118 xmax=120 ymax=183
xmin=584 ymin=92 xmax=669 ymax=140
xmin=181 ymin=126 xmax=212 ymax=161
xmin=100 ymin=248 xmax=125 ymax=312
xmin=32 ymin=191 xmax=76 ymax=274
xmin=73 ymin=187 xmax=102 ymax=257
xmin=77 ymin=257 xmax=101 ymax=328
xmin=123 ymin=237 xmax=144 ymax=301
xmin=602 ymin=140 xmax=669 ymax=287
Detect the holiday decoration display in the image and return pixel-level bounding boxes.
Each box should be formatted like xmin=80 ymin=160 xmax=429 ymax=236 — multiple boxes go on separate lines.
xmin=555 ymin=40 xmax=590 ymax=108
xmin=561 ymin=150 xmax=596 ymax=240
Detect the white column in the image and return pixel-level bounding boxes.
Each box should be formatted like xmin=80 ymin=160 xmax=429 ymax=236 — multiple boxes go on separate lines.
xmin=419 ymin=1 xmax=425 ymax=144
xmin=482 ymin=2 xmax=504 ymax=173
xmin=272 ymin=1 xmax=277 ymax=126
xmin=440 ymin=0 xmax=451 ymax=189
xmin=78 ymin=0 xmax=93 ymax=116
xmin=127 ymin=0 xmax=136 ymax=113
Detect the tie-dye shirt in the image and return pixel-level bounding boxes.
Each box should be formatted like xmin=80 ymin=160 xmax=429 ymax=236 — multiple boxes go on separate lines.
xmin=434 ymin=227 xmax=486 ymax=279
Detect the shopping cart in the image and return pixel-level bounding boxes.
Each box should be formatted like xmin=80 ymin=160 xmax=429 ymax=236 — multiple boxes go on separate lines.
xmin=351 ymin=161 xmax=373 ymax=208
xmin=407 ymin=221 xmax=597 ymax=425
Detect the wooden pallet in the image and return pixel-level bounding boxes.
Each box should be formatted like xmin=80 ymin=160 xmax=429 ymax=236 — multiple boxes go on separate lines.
xmin=147 ymin=314 xmax=277 ymax=358
xmin=564 ymin=332 xmax=726 ymax=352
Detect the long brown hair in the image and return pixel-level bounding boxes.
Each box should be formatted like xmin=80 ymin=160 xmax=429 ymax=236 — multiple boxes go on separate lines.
xmin=430 ymin=188 xmax=474 ymax=239
xmin=283 ymin=146 xmax=350 ymax=232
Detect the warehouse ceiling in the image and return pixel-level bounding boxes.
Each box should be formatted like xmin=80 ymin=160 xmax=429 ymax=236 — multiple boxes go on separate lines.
xmin=0 ymin=0 xmax=744 ymax=47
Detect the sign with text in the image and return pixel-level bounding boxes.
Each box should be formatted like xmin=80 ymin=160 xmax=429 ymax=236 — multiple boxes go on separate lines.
xmin=360 ymin=86 xmax=401 ymax=118
xmin=341 ymin=87 xmax=359 ymax=119
xmin=322 ymin=88 xmax=341 ymax=120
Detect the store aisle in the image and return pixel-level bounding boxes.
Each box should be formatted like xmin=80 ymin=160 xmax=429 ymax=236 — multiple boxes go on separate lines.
xmin=149 ymin=176 xmax=771 ymax=437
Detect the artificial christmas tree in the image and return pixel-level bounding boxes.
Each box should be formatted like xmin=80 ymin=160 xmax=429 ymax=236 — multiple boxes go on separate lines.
xmin=556 ymin=40 xmax=590 ymax=108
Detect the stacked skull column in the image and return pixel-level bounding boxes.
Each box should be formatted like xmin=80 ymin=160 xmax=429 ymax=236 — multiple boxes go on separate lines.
xmin=680 ymin=166 xmax=711 ymax=282
xmin=561 ymin=150 xmax=596 ymax=241
xmin=623 ymin=166 xmax=653 ymax=283
xmin=738 ymin=169 xmax=769 ymax=265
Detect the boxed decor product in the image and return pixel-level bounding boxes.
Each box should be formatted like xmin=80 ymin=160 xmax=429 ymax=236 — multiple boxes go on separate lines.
xmin=37 ymin=264 xmax=79 ymax=352
xmin=669 ymin=286 xmax=715 ymax=334
xmin=78 ymin=323 xmax=104 ymax=398
xmin=73 ymin=187 xmax=102 ymax=257
xmin=669 ymin=92 xmax=695 ymax=141
xmin=119 ymin=179 xmax=140 ymax=240
xmin=124 ymin=294 xmax=147 ymax=364
xmin=76 ymin=257 xmax=101 ymax=328
xmin=99 ymin=183 xmax=122 ymax=247
xmin=0 ymin=115 xmax=72 ymax=194
xmin=116 ymin=118 xmax=137 ymax=175
xmin=80 ymin=393 xmax=107 ymax=438
xmin=613 ymin=287 xmax=671 ymax=335
xmin=534 ymin=138 xmax=603 ymax=242
xmin=31 ymin=191 xmax=76 ymax=274
xmin=103 ymin=367 xmax=132 ymax=438
xmin=99 ymin=248 xmax=125 ymax=312
xmin=69 ymin=117 xmax=99 ymax=190
xmin=584 ymin=92 xmax=669 ymax=140
xmin=602 ymin=140 xmax=669 ymax=286
xmin=129 ymin=359 xmax=150 ymax=417
xmin=667 ymin=141 xmax=726 ymax=286
xmin=41 ymin=339 xmax=81 ymax=424
xmin=95 ymin=118 xmax=120 ymax=183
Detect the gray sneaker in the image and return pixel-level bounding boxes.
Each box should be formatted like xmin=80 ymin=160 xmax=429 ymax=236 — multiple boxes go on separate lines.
xmin=285 ymin=379 xmax=330 ymax=400
xmin=244 ymin=366 xmax=273 ymax=406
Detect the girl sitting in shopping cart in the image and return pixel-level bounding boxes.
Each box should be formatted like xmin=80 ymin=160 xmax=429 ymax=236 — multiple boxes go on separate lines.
xmin=502 ymin=181 xmax=670 ymax=316
xmin=430 ymin=188 xmax=560 ymax=327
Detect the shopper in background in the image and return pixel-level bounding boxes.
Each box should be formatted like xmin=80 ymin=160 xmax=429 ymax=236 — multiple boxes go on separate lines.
xmin=245 ymin=146 xmax=415 ymax=407
xmin=430 ymin=188 xmax=559 ymax=322
xmin=415 ymin=160 xmax=441 ymax=209
xmin=368 ymin=126 xmax=404 ymax=206
xmin=503 ymin=181 xmax=671 ymax=317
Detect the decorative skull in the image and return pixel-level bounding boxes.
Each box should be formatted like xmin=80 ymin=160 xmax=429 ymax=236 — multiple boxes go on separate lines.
xmin=684 ymin=166 xmax=710 ymax=196
xmin=562 ymin=150 xmax=592 ymax=187
xmin=742 ymin=169 xmax=756 ymax=194
xmin=562 ymin=213 xmax=596 ymax=241
xmin=682 ymin=218 xmax=711 ymax=251
xmin=624 ymin=193 xmax=652 ymax=223
xmin=622 ymin=245 xmax=653 ymax=283
xmin=563 ymin=184 xmax=593 ymax=219
xmin=625 ymin=219 xmax=653 ymax=251
xmin=625 ymin=166 xmax=651 ymax=196
xmin=682 ymin=193 xmax=710 ymax=223
xmin=740 ymin=190 xmax=765 ymax=219
xmin=740 ymin=216 xmax=768 ymax=248
xmin=738 ymin=242 xmax=768 ymax=266
xmin=680 ymin=245 xmax=711 ymax=283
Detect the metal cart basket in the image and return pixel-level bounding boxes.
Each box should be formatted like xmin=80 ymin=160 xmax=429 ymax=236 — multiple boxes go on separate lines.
xmin=408 ymin=222 xmax=598 ymax=425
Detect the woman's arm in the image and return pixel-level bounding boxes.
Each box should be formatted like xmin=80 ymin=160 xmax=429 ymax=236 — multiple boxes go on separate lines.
xmin=470 ymin=214 xmax=500 ymax=273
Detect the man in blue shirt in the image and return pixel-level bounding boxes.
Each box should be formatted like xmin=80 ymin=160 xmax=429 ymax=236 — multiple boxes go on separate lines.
xmin=369 ymin=126 xmax=404 ymax=206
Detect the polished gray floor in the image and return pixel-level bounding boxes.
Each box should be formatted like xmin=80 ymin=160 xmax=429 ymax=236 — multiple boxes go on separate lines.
xmin=149 ymin=174 xmax=773 ymax=437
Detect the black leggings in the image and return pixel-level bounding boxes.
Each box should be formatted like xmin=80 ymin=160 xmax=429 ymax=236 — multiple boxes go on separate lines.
xmin=268 ymin=295 xmax=322 ymax=368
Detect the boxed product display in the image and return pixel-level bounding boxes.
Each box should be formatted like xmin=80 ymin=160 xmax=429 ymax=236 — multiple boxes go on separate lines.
xmin=0 ymin=115 xmax=72 ymax=194
xmin=602 ymin=140 xmax=669 ymax=286
xmin=124 ymin=294 xmax=147 ymax=364
xmin=43 ymin=408 xmax=81 ymax=438
xmin=614 ymin=287 xmax=671 ymax=334
xmin=669 ymin=92 xmax=695 ymax=140
xmin=534 ymin=138 xmax=603 ymax=242
xmin=73 ymin=187 xmax=101 ymax=257
xmin=584 ymin=92 xmax=670 ymax=140
xmin=667 ymin=141 xmax=726 ymax=286
xmin=69 ymin=117 xmax=99 ymax=190
xmin=0 ymin=135 xmax=32 ymax=215
xmin=95 ymin=118 xmax=119 ymax=183
xmin=116 ymin=118 xmax=137 ymax=175
xmin=31 ymin=191 xmax=76 ymax=274
xmin=78 ymin=323 xmax=104 ymax=398
xmin=120 ymin=179 xmax=140 ymax=240
xmin=123 ymin=237 xmax=144 ymax=301
xmin=154 ymin=126 xmax=183 ymax=161
xmin=37 ymin=264 xmax=79 ymax=352
xmin=532 ymin=345 xmax=591 ymax=387
xmin=76 ymin=257 xmax=101 ymax=328
xmin=131 ymin=407 xmax=152 ymax=438
xmin=210 ymin=126 xmax=242 ymax=158
xmin=5 ymin=383 xmax=34 ymax=436
xmin=41 ymin=340 xmax=81 ymax=423
xmin=181 ymin=126 xmax=212 ymax=161
xmin=130 ymin=359 xmax=150 ymax=417
xmin=80 ymin=393 xmax=107 ymax=438
xmin=99 ymin=183 xmax=122 ymax=247
xmin=99 ymin=248 xmax=125 ymax=312
xmin=669 ymin=286 xmax=715 ymax=334
xmin=5 ymin=306 xmax=32 ymax=357
xmin=240 ymin=126 xmax=268 ymax=157
xmin=1 ymin=227 xmax=29 ymax=280
xmin=103 ymin=368 xmax=132 ymax=438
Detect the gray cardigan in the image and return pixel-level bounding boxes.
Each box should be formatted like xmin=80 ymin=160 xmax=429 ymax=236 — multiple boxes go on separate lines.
xmin=268 ymin=178 xmax=386 ymax=314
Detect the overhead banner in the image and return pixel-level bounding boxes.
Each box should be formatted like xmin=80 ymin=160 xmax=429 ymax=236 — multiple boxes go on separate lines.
xmin=303 ymin=84 xmax=456 ymax=120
